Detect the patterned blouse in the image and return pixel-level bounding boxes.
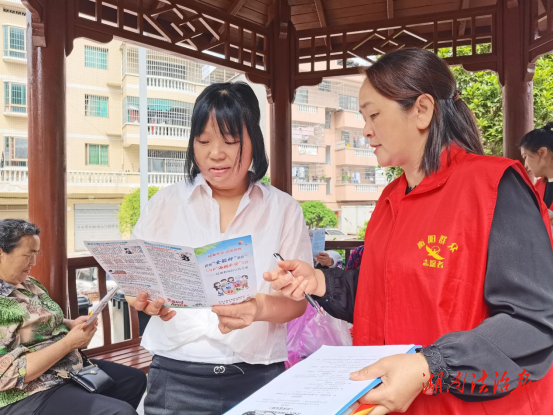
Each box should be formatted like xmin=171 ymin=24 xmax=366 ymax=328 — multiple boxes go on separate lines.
xmin=0 ymin=277 xmax=82 ymax=408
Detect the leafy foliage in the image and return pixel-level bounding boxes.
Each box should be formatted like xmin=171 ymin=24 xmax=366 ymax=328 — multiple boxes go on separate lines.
xmin=301 ymin=201 xmax=337 ymax=229
xmin=118 ymin=186 xmax=160 ymax=234
xmin=260 ymin=175 xmax=270 ymax=185
xmin=357 ymin=220 xmax=369 ymax=241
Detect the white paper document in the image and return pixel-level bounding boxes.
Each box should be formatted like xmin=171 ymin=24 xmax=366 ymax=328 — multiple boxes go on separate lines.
xmin=225 ymin=344 xmax=417 ymax=415
xmin=85 ymin=236 xmax=257 ymax=308
xmin=84 ymin=286 xmax=118 ymax=327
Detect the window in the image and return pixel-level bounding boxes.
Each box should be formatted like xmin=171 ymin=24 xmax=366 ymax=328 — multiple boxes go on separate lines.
xmin=318 ymin=80 xmax=331 ymax=92
xmin=87 ymin=144 xmax=109 ymax=166
xmin=123 ymin=97 xmax=193 ymax=127
xmin=365 ymin=167 xmax=375 ymax=182
xmin=4 ymin=82 xmax=26 ymax=113
xmin=85 ymin=95 xmax=108 ymax=117
xmin=148 ymin=149 xmax=187 ymax=173
xmin=341 ymin=130 xmax=350 ymax=146
xmin=338 ymin=94 xmax=358 ymax=111
xmin=85 ymin=45 xmax=108 ymax=69
xmin=325 ymin=110 xmax=332 ymax=129
xmin=295 ymin=88 xmax=308 ymax=104
xmin=3 ymin=26 xmax=25 ymax=59
xmin=3 ymin=136 xmax=28 ymax=167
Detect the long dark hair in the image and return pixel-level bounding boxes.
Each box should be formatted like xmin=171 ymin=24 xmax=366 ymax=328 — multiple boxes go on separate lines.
xmin=364 ymin=48 xmax=483 ymax=175
xmin=185 ymin=82 xmax=268 ymax=184
xmin=519 ymin=122 xmax=553 ymax=153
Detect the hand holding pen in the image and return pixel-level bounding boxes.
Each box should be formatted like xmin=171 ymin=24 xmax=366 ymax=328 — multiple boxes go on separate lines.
xmin=270 ymin=253 xmax=324 ymax=316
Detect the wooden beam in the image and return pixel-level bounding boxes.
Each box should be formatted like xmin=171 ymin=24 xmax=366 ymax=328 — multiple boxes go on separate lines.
xmin=314 ymin=0 xmax=327 ymax=27
xmin=387 ymin=0 xmax=394 ymax=19
xmin=459 ymin=0 xmax=470 ymax=36
xmin=227 ymin=0 xmax=248 ymax=16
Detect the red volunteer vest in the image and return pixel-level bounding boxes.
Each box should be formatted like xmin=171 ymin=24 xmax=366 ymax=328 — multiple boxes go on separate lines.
xmin=353 ymin=145 xmax=553 ymax=414
xmin=535 ymin=177 xmax=553 ymax=209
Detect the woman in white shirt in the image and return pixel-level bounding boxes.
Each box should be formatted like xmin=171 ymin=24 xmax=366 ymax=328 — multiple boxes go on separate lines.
xmin=127 ymin=82 xmax=312 ymax=415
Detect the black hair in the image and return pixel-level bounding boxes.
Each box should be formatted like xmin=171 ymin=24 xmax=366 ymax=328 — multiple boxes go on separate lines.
xmin=519 ymin=122 xmax=553 ymax=153
xmin=185 ymin=82 xmax=269 ymax=184
xmin=0 ymin=219 xmax=40 ymax=254
xmin=364 ymin=48 xmax=483 ymax=176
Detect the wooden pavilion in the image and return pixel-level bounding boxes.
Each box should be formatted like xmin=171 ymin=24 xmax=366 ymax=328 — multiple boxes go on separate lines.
xmin=18 ymin=0 xmax=553 ymax=331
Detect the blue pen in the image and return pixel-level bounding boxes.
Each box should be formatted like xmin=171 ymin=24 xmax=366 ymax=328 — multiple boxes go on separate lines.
xmin=273 ymin=253 xmax=324 ymax=316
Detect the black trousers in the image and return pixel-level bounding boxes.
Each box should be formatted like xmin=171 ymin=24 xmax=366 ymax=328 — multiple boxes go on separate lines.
xmin=145 ymin=355 xmax=286 ymax=415
xmin=0 ymin=359 xmax=147 ymax=415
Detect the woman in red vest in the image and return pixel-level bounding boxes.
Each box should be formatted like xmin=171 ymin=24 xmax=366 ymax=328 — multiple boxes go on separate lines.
xmin=264 ymin=48 xmax=553 ymax=414
xmin=519 ymin=124 xmax=553 ymax=227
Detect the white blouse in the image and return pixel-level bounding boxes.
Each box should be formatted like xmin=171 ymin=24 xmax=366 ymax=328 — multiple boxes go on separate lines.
xmin=132 ymin=174 xmax=312 ymax=365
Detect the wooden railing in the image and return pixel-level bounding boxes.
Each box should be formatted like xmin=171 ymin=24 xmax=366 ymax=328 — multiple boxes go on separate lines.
xmin=66 ymin=239 xmax=363 ymax=352
xmin=68 ymin=256 xmax=141 ymax=354
xmin=325 ymin=240 xmax=363 ymax=264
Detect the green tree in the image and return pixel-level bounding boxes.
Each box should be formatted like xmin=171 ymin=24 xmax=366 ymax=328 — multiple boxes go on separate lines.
xmin=260 ymin=175 xmax=270 ymax=185
xmin=357 ymin=220 xmax=368 ymax=240
xmin=118 ymin=186 xmax=160 ymax=235
xmin=301 ymin=201 xmax=337 ymax=229
xmin=533 ymin=53 xmax=553 ymax=127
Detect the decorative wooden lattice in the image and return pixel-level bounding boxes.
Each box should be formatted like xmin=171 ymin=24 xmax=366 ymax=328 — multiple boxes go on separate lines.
xmin=528 ymin=0 xmax=553 ymax=63
xmin=293 ymin=5 xmax=500 ymax=81
xmin=70 ymin=0 xmax=270 ymax=80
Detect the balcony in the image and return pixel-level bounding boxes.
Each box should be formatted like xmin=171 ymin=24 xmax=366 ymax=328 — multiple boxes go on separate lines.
xmin=146 ymin=77 xmax=198 ymax=95
xmin=0 ymin=167 xmax=187 ymax=193
xmin=292 ymin=144 xmax=326 ymax=164
xmin=334 ymin=110 xmax=365 ymax=129
xmin=335 ymin=142 xmax=378 ymax=166
xmin=292 ymin=182 xmax=329 ymax=202
xmin=335 ymin=184 xmax=384 ymax=202
xmin=292 ymin=104 xmax=326 ymax=124
xmin=123 ymin=123 xmax=190 ymax=148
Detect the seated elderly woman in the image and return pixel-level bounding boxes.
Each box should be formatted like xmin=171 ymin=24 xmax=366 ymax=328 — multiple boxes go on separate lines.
xmin=0 ymin=219 xmax=146 ymax=415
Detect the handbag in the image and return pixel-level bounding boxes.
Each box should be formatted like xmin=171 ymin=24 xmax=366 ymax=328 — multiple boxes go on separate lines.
xmin=56 ymin=350 xmax=115 ymax=394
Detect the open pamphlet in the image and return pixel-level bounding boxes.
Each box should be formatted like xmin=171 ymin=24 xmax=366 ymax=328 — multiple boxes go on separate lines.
xmin=309 ymin=228 xmax=326 ymax=258
xmin=84 ymin=286 xmax=118 ymax=328
xmin=85 ymin=235 xmax=256 ymax=308
xmin=225 ymin=344 xmax=418 ymax=415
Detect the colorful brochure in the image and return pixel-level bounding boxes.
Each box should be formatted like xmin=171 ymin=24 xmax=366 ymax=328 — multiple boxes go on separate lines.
xmin=85 ymin=236 xmax=256 ymax=308
xmin=309 ymin=228 xmax=326 ymax=258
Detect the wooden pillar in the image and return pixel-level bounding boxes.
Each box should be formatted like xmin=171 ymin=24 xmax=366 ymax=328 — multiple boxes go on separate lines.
xmin=26 ymin=0 xmax=68 ymax=310
xmin=502 ymin=1 xmax=534 ymax=161
xmin=269 ymin=0 xmax=293 ymax=194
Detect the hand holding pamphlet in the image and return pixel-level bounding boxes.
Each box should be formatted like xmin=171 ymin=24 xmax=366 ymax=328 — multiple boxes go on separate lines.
xmin=85 ymin=236 xmax=257 ymax=308
xmin=309 ymin=228 xmax=326 ymax=258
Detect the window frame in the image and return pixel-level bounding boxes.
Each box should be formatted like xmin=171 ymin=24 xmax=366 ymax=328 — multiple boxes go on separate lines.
xmin=84 ymin=45 xmax=108 ymax=70
xmin=3 ymin=136 xmax=28 ymax=167
xmin=4 ymin=82 xmax=27 ymax=113
xmin=3 ymin=25 xmax=26 ymax=60
xmin=85 ymin=94 xmax=109 ymax=118
xmin=86 ymin=144 xmax=109 ymax=166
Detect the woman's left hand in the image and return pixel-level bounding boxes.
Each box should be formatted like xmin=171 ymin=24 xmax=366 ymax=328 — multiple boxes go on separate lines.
xmin=65 ymin=316 xmax=91 ymax=330
xmin=212 ymin=297 xmax=260 ymax=334
xmin=350 ymin=353 xmax=431 ymax=415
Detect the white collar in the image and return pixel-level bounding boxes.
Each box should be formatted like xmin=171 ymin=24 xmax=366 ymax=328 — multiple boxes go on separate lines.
xmin=185 ymin=173 xmax=269 ymax=202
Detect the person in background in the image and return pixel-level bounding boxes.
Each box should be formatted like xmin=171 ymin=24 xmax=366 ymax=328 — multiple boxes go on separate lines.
xmin=314 ymin=250 xmax=343 ymax=269
xmin=519 ymin=122 xmax=553 ymax=226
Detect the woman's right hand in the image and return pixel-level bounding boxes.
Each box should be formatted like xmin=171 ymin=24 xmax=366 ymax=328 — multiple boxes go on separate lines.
xmin=63 ymin=322 xmax=97 ymax=350
xmin=129 ymin=292 xmax=176 ymax=321
xmin=263 ymin=259 xmax=326 ymax=300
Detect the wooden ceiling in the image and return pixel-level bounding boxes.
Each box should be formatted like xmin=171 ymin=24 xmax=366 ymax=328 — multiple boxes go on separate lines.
xmin=173 ymin=0 xmax=499 ymax=31
xmin=137 ymin=0 xmax=497 ymax=32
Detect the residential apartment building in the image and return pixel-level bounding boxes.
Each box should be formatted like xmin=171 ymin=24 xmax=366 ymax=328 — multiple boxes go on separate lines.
xmin=0 ymin=0 xmax=385 ymax=251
